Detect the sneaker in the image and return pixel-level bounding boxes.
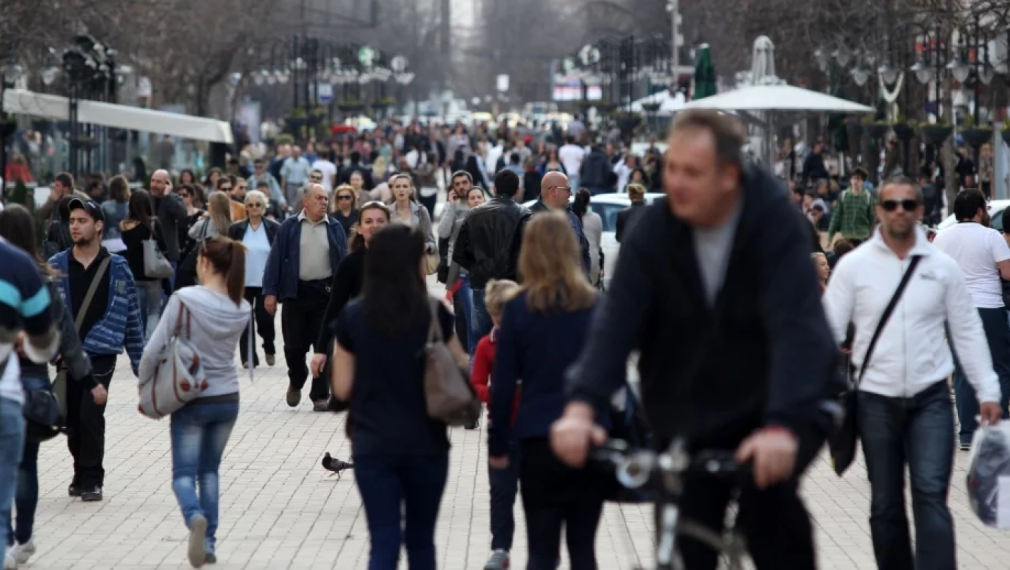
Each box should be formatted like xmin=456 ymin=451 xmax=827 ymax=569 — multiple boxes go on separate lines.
xmin=205 ymin=553 xmax=217 ymax=564
xmin=3 ymin=552 xmax=16 ymax=570
xmin=241 ymin=361 xmax=249 ymax=369
xmin=81 ymin=486 xmax=103 ymax=502
xmin=266 ymin=354 xmax=276 ymax=366
xmin=10 ymin=539 xmax=36 ymax=564
xmin=188 ymin=514 xmax=208 ymax=568
xmin=68 ymin=483 xmax=81 ymax=497
xmin=312 ymin=400 xmax=329 ymax=412
xmin=484 ymin=549 xmax=509 ymax=570
xmin=960 ymin=441 xmax=971 ymax=451
xmin=286 ymin=385 xmax=301 ymax=407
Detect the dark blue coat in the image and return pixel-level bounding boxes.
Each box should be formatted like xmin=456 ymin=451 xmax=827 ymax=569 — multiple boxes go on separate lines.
xmin=263 ymin=214 xmax=348 ymax=300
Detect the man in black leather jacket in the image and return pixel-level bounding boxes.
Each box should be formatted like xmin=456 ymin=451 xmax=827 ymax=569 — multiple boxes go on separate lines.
xmin=453 ymin=169 xmax=531 ymax=351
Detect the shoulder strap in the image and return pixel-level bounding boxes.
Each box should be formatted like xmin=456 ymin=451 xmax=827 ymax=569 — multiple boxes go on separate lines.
xmin=857 ymin=255 xmax=923 ymax=385
xmin=74 ymin=256 xmax=112 ymax=333
xmin=427 ymin=297 xmax=443 ymax=343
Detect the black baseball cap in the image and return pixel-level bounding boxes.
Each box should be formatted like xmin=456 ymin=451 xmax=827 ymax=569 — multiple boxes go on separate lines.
xmin=67 ymin=198 xmax=105 ymax=223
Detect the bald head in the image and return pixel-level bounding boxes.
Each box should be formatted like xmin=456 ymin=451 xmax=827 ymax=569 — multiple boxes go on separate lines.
xmin=541 ymin=171 xmax=572 ymax=210
xmin=302 ymin=183 xmax=330 ymax=222
xmin=151 ymin=169 xmax=171 ymax=196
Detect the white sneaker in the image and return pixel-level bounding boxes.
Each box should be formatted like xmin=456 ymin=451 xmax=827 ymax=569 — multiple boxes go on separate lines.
xmin=11 ymin=539 xmax=36 ymax=564
xmin=3 ymin=551 xmax=17 ymax=570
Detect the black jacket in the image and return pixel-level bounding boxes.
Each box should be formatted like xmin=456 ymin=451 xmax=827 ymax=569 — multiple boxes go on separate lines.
xmin=566 ymin=166 xmax=841 ymax=448
xmin=227 ymin=217 xmax=280 ymax=244
xmin=154 ymin=192 xmax=188 ymax=262
xmin=579 ymin=150 xmax=611 ymax=189
xmin=453 ymin=194 xmax=531 ymax=289
xmin=615 ymin=201 xmax=647 ymax=243
xmin=529 ymin=200 xmax=591 ymax=277
xmin=315 ymin=247 xmax=366 ymax=351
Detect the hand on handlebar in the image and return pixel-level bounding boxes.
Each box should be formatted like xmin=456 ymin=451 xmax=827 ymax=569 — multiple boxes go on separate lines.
xmin=550 ymin=402 xmax=607 ymax=468
xmin=735 ymin=426 xmax=798 ymax=489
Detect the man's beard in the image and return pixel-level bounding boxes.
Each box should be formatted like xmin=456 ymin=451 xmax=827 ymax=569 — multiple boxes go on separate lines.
xmin=885 ymin=223 xmax=914 ymax=240
xmin=72 ymin=235 xmax=96 ymax=246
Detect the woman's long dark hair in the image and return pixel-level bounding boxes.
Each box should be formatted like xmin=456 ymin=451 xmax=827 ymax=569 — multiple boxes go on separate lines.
xmin=0 ymin=204 xmax=51 ymax=276
xmin=573 ymin=188 xmax=591 ymax=222
xmin=200 ymin=236 xmax=246 ymax=306
xmin=127 ymin=188 xmax=155 ymax=232
xmin=361 ymin=224 xmax=427 ymax=337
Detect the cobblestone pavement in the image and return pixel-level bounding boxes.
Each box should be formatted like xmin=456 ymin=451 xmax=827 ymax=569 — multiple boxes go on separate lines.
xmin=16 ymin=278 xmax=1010 ymax=569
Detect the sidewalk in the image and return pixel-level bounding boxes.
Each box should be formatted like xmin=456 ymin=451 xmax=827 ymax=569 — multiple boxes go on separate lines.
xmin=16 ymin=278 xmax=1010 ymax=569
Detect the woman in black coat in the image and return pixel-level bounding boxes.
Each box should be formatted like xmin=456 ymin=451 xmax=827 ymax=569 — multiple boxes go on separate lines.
xmin=227 ymin=190 xmax=281 ymax=368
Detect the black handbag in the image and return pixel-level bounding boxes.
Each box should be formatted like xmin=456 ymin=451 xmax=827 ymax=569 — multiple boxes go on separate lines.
xmin=828 ymin=255 xmax=921 ymax=476
xmin=24 ymin=385 xmax=62 ymax=442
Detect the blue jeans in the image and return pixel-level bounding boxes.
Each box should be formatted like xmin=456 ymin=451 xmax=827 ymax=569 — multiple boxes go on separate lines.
xmin=0 ymin=397 xmax=25 ymax=560
xmin=470 ymin=288 xmax=494 ymax=358
xmin=455 ymin=274 xmax=474 ymax=353
xmin=170 ymin=401 xmax=239 ymax=557
xmin=488 ymin=442 xmax=519 ymax=551
xmin=859 ymin=381 xmax=956 ymax=570
xmin=136 ymin=279 xmax=163 ymax=341
xmin=4 ymin=378 xmax=46 ymax=546
xmin=952 ymin=307 xmax=1010 ymax=444
xmin=354 ymin=453 xmax=448 ymax=570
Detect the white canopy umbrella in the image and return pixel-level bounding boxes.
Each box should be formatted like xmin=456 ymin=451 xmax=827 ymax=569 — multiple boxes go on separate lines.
xmin=682 ymin=84 xmax=873 ymax=113
xmin=629 ymin=90 xmax=686 ymax=114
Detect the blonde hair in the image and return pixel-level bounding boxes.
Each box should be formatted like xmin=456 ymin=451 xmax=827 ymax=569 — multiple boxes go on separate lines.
xmin=207 ymin=191 xmax=233 ymax=235
xmin=810 ymin=252 xmax=826 ymax=263
xmin=244 ymin=190 xmax=268 ymax=206
xmin=626 ymin=183 xmax=646 ymax=199
xmin=485 ymin=279 xmax=520 ymax=317
xmin=331 ymin=184 xmax=357 ymax=212
xmin=518 ymin=212 xmax=596 ymax=313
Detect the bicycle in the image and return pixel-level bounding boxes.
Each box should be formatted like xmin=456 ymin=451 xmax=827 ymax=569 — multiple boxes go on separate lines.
xmin=593 ymin=437 xmax=751 ymax=570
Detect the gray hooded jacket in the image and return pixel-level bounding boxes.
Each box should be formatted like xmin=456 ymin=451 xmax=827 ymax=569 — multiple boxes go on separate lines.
xmin=139 ymin=286 xmax=252 ymax=400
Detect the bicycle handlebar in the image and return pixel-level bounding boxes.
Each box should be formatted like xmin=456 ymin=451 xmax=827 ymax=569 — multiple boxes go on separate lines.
xmin=592 ymin=438 xmax=750 ymax=490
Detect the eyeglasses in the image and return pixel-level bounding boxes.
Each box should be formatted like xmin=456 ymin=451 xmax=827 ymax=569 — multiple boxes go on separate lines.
xmin=553 ymin=185 xmax=572 ymax=193
xmin=337 ymin=195 xmax=354 ymax=201
xmin=881 ymin=199 xmax=919 ymax=212
xmin=310 ymin=176 xmax=323 ymax=181
xmin=247 ymin=203 xmax=265 ymax=209
xmin=219 ymin=185 xmax=232 ymax=192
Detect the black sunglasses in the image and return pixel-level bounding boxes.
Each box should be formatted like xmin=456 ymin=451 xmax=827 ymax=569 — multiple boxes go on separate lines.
xmin=337 ymin=195 xmax=354 ymax=201
xmin=881 ymin=199 xmax=919 ymax=212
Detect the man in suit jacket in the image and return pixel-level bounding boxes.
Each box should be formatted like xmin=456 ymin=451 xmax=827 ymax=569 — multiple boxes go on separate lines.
xmin=616 ymin=182 xmax=648 ymax=243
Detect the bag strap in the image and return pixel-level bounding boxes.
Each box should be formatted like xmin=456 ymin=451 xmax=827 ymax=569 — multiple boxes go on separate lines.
xmin=73 ymin=256 xmax=112 ymax=333
xmin=857 ymin=255 xmax=922 ymax=385
xmin=427 ymin=297 xmax=443 ymax=344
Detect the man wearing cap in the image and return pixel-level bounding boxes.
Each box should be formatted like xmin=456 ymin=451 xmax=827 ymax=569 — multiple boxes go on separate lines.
xmin=48 ymin=198 xmax=145 ymax=502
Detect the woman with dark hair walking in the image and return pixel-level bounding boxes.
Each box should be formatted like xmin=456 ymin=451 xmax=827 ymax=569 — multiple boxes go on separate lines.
xmin=120 ymin=189 xmax=171 ymax=339
xmin=0 ymin=204 xmax=97 ymax=569
xmin=100 ymin=175 xmax=131 ymax=254
xmin=331 ymin=224 xmax=468 ymax=570
xmin=572 ymin=189 xmax=604 ymax=288
xmin=140 ymin=237 xmax=251 ymax=568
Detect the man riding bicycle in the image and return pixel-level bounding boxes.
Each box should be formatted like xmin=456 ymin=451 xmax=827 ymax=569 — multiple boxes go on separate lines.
xmin=551 ymin=110 xmax=841 ymax=570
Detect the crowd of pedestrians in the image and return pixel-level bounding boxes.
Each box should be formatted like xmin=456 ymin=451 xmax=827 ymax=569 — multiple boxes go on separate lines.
xmin=1 ymin=109 xmax=1008 ymax=570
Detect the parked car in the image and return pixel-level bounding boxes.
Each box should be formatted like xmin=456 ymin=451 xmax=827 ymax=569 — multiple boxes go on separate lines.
xmin=938 ymin=199 xmax=1010 ymax=232
xmin=524 ymin=192 xmax=664 ymax=289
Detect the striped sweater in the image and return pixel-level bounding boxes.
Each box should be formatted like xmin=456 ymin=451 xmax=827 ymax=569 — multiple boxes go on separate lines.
xmin=48 ymin=250 xmax=145 ymax=374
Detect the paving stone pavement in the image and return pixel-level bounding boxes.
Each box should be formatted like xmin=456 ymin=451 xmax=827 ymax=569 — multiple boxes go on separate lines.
xmin=16 ymin=278 xmax=1010 ymax=569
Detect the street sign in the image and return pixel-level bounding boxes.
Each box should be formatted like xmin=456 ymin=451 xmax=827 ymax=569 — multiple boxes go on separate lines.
xmin=391 ymin=55 xmax=408 ymax=73
xmin=358 ymin=46 xmax=377 ymax=68
xmin=317 ymin=83 xmax=334 ymax=104
xmin=496 ymin=74 xmax=509 ymax=92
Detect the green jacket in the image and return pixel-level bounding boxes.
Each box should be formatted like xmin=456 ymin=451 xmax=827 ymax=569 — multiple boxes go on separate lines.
xmin=828 ymin=189 xmax=875 ymax=241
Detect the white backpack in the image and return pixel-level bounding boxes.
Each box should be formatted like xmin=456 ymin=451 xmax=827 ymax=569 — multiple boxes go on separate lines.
xmin=138 ymin=301 xmax=209 ymax=419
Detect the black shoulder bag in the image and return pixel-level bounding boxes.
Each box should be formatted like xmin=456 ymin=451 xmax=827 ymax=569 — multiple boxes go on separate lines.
xmin=829 ymin=255 xmax=922 ymax=476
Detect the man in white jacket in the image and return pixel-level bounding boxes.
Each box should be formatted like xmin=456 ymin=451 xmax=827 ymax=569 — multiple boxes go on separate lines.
xmin=823 ymin=175 xmax=1001 ymax=570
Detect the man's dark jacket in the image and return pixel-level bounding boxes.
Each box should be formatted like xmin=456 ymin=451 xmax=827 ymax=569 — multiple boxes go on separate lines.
xmin=615 ymin=201 xmax=647 ymax=243
xmin=155 ymin=192 xmax=188 ymax=262
xmin=566 ymin=166 xmax=841 ymax=448
xmin=262 ymin=214 xmax=348 ymax=301
xmin=529 ymin=199 xmax=591 ymax=277
xmin=453 ymin=194 xmax=531 ymax=289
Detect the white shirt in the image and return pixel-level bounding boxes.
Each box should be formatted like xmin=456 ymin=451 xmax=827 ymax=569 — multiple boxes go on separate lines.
xmin=311 ymin=160 xmax=337 ymax=191
xmin=486 ymin=144 xmax=504 ymax=173
xmin=932 ymin=222 xmax=1010 ymax=308
xmin=242 ymin=222 xmax=271 ymax=288
xmin=823 ymin=227 xmax=1000 ymax=403
xmin=614 ymin=162 xmax=633 ymax=192
xmin=0 ymin=357 xmax=22 ymax=405
xmin=558 ymin=144 xmax=586 ymax=176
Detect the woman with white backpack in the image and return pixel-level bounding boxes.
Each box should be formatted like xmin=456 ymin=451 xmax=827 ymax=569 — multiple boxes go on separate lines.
xmin=139 ymin=236 xmax=251 ymax=568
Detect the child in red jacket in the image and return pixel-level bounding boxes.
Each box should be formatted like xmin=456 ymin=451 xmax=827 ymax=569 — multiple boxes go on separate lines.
xmin=469 ymin=279 xmax=521 ymax=570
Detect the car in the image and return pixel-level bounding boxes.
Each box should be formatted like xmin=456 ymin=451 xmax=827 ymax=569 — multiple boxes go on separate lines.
xmin=938 ymin=199 xmax=1010 ymax=232
xmin=524 ymin=192 xmax=664 ymax=289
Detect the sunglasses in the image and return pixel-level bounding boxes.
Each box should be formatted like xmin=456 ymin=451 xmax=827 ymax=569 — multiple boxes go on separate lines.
xmin=881 ymin=199 xmax=919 ymax=212
xmin=247 ymin=202 xmax=265 ymax=208
xmin=337 ymin=195 xmax=354 ymax=201
xmin=219 ymin=185 xmax=232 ymax=192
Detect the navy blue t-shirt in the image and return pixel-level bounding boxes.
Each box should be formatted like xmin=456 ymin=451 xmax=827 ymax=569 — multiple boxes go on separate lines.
xmin=336 ymin=297 xmax=454 ymax=456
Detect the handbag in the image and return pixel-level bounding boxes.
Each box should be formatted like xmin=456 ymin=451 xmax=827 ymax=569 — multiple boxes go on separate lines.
xmin=828 ymin=255 xmax=922 ymax=476
xmin=143 ymin=232 xmax=174 ymax=279
xmin=424 ymin=251 xmax=440 ymax=275
xmin=423 ymin=297 xmax=480 ymax=426
xmin=23 ymin=385 xmax=62 ymax=443
xmin=138 ymin=299 xmax=210 ymax=419
xmin=53 ymin=256 xmax=111 ymax=419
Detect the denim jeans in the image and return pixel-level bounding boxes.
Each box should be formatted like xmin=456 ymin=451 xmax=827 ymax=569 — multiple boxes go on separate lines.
xmin=488 ymin=442 xmax=519 ymax=551
xmin=170 ymin=401 xmax=239 ymax=557
xmin=859 ymin=381 xmax=956 ymax=570
xmin=135 ymin=279 xmax=164 ymax=341
xmin=0 ymin=397 xmax=26 ymax=561
xmin=952 ymin=307 xmax=1010 ymax=444
xmin=455 ymin=274 xmax=474 ymax=354
xmin=4 ymin=377 xmax=46 ymax=546
xmin=354 ymin=453 xmax=448 ymax=570
xmin=470 ymin=288 xmax=494 ymax=358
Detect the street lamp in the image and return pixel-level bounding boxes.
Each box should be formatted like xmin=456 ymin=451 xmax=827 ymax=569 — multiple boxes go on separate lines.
xmin=877 ymin=61 xmax=899 ymax=86
xmin=947 ymin=55 xmax=970 ymax=83
xmin=909 ymin=60 xmax=934 ymax=85
xmin=850 ymin=66 xmax=870 ymax=87
xmin=833 ymin=43 xmax=852 ymax=67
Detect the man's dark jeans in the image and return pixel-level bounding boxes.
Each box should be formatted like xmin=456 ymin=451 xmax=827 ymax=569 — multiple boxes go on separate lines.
xmin=281 ymin=282 xmax=330 ymax=403
xmin=66 ymin=355 xmax=116 ymax=488
xmin=354 ymin=453 xmax=448 ymax=570
xmin=488 ymin=440 xmax=519 ymax=552
xmin=470 ymin=288 xmax=493 ymax=357
xmin=952 ymin=307 xmax=1010 ymax=444
xmin=859 ymin=381 xmax=956 ymax=570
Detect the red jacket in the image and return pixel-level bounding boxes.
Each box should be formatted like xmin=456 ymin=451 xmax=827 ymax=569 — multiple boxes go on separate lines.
xmin=470 ymin=329 xmax=520 ymax=425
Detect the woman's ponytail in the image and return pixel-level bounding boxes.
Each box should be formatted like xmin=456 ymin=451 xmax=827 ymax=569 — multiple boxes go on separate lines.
xmin=200 ymin=237 xmax=247 ymax=306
